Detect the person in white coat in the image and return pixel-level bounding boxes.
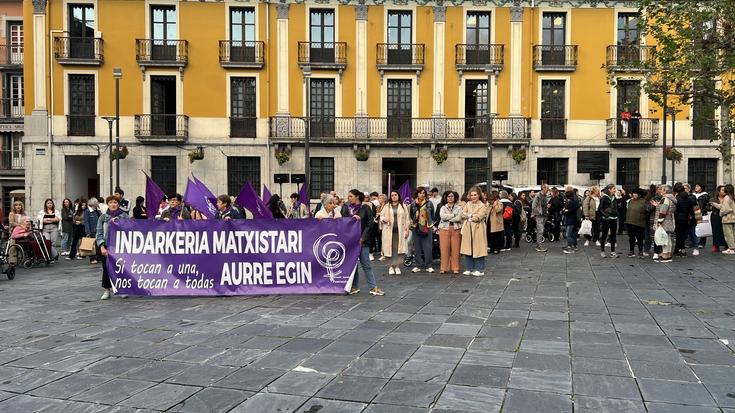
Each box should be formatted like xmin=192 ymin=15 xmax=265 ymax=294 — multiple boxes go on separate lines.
xmin=379 ymin=191 xmax=410 ymax=275
xmin=37 ymin=198 xmax=61 ymax=260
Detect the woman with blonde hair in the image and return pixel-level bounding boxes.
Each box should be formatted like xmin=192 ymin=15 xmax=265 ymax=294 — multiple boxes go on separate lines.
xmin=460 ymin=186 xmax=488 ymax=276
xmin=379 ymin=190 xmax=409 ymax=275
xmin=582 ymin=186 xmax=601 ymax=246
xmin=8 ymin=201 xmax=25 ymax=231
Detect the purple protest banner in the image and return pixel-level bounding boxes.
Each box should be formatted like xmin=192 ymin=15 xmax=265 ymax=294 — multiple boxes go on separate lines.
xmin=262 ymin=185 xmax=272 ymax=204
xmin=144 ymin=173 xmax=165 ymax=220
xmin=106 ymin=218 xmax=360 ymax=296
xmin=183 ymin=179 xmax=217 ymax=219
xmin=398 ymin=180 xmax=412 ymax=206
xmin=235 ymin=182 xmax=273 ymax=219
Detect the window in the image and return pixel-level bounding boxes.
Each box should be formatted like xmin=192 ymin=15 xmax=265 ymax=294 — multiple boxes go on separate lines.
xmin=7 ymin=74 xmax=23 ymax=117
xmin=464 ymin=158 xmax=486 ymax=192
xmin=150 ymin=75 xmax=176 ymax=136
xmin=8 ymin=23 xmax=22 ymax=64
xmin=230 ymin=77 xmax=256 ymax=138
xmin=151 ymin=156 xmax=177 ymax=195
xmin=68 ymin=74 xmax=95 ymax=136
xmin=466 ymin=12 xmax=490 ymax=65
xmin=688 ymin=159 xmax=717 ymax=191
xmin=616 ymin=80 xmax=641 ymax=138
xmin=537 ymin=158 xmax=568 ymax=185
xmin=310 ymin=78 xmax=335 ymax=138
xmin=692 ymin=79 xmax=717 ymax=140
xmin=541 ymin=79 xmax=566 ymax=139
xmin=464 ymin=80 xmax=488 ymax=139
xmin=387 ymin=11 xmax=412 ymax=64
xmin=151 ymin=6 xmax=177 ymax=60
xmin=310 ymin=157 xmax=334 ymax=199
xmin=230 ymin=8 xmax=256 ymax=62
xmin=310 ymin=9 xmax=335 ymax=63
xmin=227 ymin=157 xmax=260 ymax=196
xmin=69 ymin=4 xmax=95 ymax=59
xmin=616 ymin=158 xmax=640 ymax=192
xmin=387 ymin=79 xmax=412 ymax=139
xmin=617 ymin=13 xmax=639 ymax=45
xmin=542 ymin=13 xmax=566 ymax=46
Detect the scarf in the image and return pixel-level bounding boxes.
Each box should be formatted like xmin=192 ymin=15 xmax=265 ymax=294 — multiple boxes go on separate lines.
xmin=108 ymin=208 xmax=124 ymax=218
xmin=168 ymin=207 xmax=181 ymax=220
xmin=348 ymin=203 xmax=361 ymax=217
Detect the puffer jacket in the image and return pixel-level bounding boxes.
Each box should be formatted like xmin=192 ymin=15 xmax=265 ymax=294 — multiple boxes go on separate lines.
xmin=582 ymin=196 xmax=598 ymax=219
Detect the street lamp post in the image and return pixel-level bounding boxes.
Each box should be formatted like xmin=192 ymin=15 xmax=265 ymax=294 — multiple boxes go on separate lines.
xmin=671 ymin=108 xmax=677 ymax=184
xmin=486 ymin=68 xmax=495 ymax=190
xmin=113 ymin=67 xmax=123 ymax=192
xmin=102 ymin=116 xmax=116 ymax=196
xmin=661 ymin=92 xmax=668 ymax=185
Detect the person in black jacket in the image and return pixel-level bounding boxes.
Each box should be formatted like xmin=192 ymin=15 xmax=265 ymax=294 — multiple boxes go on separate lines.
xmin=562 ymin=190 xmax=580 ymax=253
xmin=342 ymin=189 xmax=385 ymax=296
xmin=674 ymin=182 xmax=695 ymax=256
xmin=616 ymin=188 xmax=630 ymax=234
xmin=547 ymin=187 xmax=563 ymax=241
xmin=215 ymin=195 xmax=243 ymax=220
xmin=598 ymin=184 xmax=619 ymax=258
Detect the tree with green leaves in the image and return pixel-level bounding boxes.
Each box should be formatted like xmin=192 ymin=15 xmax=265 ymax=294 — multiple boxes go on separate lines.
xmin=620 ymin=0 xmax=735 ymax=181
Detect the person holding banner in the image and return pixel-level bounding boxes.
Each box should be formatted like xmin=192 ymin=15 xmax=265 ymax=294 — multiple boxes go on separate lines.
xmin=160 ymin=194 xmax=191 ymax=221
xmin=342 ymin=189 xmax=385 ymax=296
xmin=215 ymin=195 xmax=243 ymax=220
xmin=314 ymin=194 xmax=341 ymax=219
xmin=380 ymin=191 xmax=409 ymax=275
xmin=461 ymin=186 xmax=488 ymax=276
xmin=96 ymin=195 xmax=129 ymax=300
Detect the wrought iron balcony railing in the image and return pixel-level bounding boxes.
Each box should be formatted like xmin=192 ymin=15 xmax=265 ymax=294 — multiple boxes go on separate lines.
xmin=605 ymin=45 xmax=654 ymax=70
xmin=540 ymin=118 xmax=567 ymax=139
xmin=455 ymin=44 xmax=504 ymax=71
xmin=605 ymin=118 xmax=659 ymax=145
xmin=0 ymin=44 xmax=23 ymax=66
xmin=135 ymin=114 xmax=189 ymax=142
xmin=0 ymin=98 xmax=24 ymax=121
xmin=533 ymin=45 xmax=578 ymax=71
xmin=230 ymin=116 xmax=257 ymax=138
xmin=298 ymin=42 xmax=347 ymax=69
xmin=136 ymin=39 xmax=188 ymax=66
xmin=67 ymin=115 xmax=96 ymax=136
xmin=219 ymin=41 xmax=264 ymax=68
xmin=54 ymin=37 xmax=104 ymax=65
xmin=269 ymin=116 xmax=531 ymax=143
xmin=376 ymin=43 xmax=425 ymax=67
xmin=0 ymin=149 xmax=23 ymax=170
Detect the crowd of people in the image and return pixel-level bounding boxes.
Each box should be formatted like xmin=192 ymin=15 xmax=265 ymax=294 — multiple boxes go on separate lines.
xmin=6 ymin=180 xmax=735 ymax=300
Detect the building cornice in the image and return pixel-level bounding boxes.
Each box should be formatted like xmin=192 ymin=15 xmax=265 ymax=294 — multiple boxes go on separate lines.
xmin=237 ymin=0 xmax=638 ymax=7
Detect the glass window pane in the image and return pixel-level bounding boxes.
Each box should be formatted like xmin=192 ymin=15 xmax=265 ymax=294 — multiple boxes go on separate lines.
xmin=324 ymin=12 xmax=333 ymax=26
xmin=232 ymin=10 xmax=242 ymax=24
xmin=466 ymin=15 xmax=476 ymax=27
xmin=244 ymin=10 xmax=255 ymax=24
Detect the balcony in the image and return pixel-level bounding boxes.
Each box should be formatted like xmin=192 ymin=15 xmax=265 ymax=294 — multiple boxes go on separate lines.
xmin=0 ymin=45 xmax=23 ymax=68
xmin=606 ymin=45 xmax=654 ymax=71
xmin=269 ymin=116 xmax=531 ymax=145
xmin=135 ymin=114 xmax=188 ymax=143
xmin=230 ymin=116 xmax=257 ymax=138
xmin=533 ymin=45 xmax=578 ymax=71
xmin=219 ymin=41 xmax=264 ymax=69
xmin=298 ymin=42 xmax=347 ymax=72
xmin=692 ymin=119 xmax=717 ymax=140
xmin=67 ymin=115 xmax=95 ymax=136
xmin=136 ymin=39 xmax=188 ymax=72
xmin=376 ymin=43 xmax=425 ymax=81
xmin=540 ymin=118 xmax=567 ymax=139
xmin=54 ymin=37 xmax=104 ymax=65
xmin=606 ymin=118 xmax=659 ymax=145
xmin=0 ymin=98 xmax=23 ymax=124
xmin=0 ymin=149 xmax=24 ymax=173
xmin=455 ymin=44 xmax=504 ymax=74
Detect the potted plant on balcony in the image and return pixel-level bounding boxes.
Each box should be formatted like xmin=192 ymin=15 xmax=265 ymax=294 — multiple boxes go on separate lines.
xmin=665 ymin=147 xmax=683 ymax=163
xmin=188 ymin=146 xmax=204 ymax=164
xmin=275 ymin=146 xmax=291 ymax=166
xmin=511 ymin=148 xmax=527 ymax=165
xmin=431 ymin=146 xmax=448 ymax=165
xmin=110 ymin=145 xmax=128 ymax=161
xmin=354 ymin=146 xmax=370 ymax=162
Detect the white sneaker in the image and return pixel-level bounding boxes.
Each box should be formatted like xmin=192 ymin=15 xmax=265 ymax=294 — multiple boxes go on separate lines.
xmin=395 ymin=267 xmax=401 ymax=275
xmin=723 ymin=249 xmax=735 ymax=255
xmin=411 ymin=267 xmax=421 ymax=273
xmin=595 ymin=241 xmax=601 ymax=247
xmin=426 ymin=267 xmax=435 ymax=273
xmin=369 ymin=254 xmax=374 ymax=261
xmin=100 ymin=290 xmax=111 ymax=300
xmin=584 ymin=240 xmax=590 ymax=247
xmin=388 ymin=267 xmax=395 ymax=275
xmin=692 ymin=249 xmax=700 ymax=256
xmin=605 ymin=242 xmax=611 ymax=247
xmin=462 ymin=270 xmax=472 ymax=276
xmin=472 ymin=271 xmax=484 ymax=277
xmin=653 ymin=253 xmax=659 ymax=260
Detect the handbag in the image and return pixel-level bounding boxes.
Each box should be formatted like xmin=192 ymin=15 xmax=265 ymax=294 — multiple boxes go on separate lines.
xmin=654 ymin=226 xmax=669 ymax=245
xmin=578 ymin=219 xmax=592 ymax=236
xmin=695 ymin=215 xmax=713 ymax=238
xmin=79 ymin=237 xmax=97 ymax=256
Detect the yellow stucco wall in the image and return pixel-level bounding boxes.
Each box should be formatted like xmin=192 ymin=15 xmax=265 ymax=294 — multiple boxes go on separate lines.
xmin=570 ymin=7 xmax=614 ymax=120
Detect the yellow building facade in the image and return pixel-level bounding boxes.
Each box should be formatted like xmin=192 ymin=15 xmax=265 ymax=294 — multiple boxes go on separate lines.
xmin=23 ymin=0 xmax=725 ymax=210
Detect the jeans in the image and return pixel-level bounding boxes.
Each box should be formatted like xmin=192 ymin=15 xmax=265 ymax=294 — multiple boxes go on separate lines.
xmin=687 ymin=224 xmax=699 ymax=248
xmin=627 ymin=224 xmax=645 ymax=254
xmin=353 ymin=245 xmax=377 ymax=290
xmin=503 ymin=221 xmax=513 ymax=249
xmin=565 ymin=224 xmax=577 ymax=247
xmin=600 ymin=219 xmax=617 ymax=252
xmin=413 ymin=230 xmax=433 ymax=269
xmin=463 ymin=255 xmax=485 ymax=272
xmin=675 ymin=219 xmax=688 ymax=252
xmin=535 ymin=217 xmax=546 ymax=246
xmin=61 ymin=232 xmax=72 ymax=253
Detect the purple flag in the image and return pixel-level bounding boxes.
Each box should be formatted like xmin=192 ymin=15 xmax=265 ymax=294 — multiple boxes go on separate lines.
xmin=298 ymin=182 xmax=311 ymax=214
xmin=235 ymin=182 xmax=273 ymax=219
xmin=192 ymin=173 xmax=217 ymax=205
xmin=184 ymin=179 xmax=217 ymax=219
xmin=398 ymin=180 xmax=412 ymax=205
xmin=144 ymin=172 xmax=165 ymax=220
xmin=262 ymin=185 xmax=272 ymax=204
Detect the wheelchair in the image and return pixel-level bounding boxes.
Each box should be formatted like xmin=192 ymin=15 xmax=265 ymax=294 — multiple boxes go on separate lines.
xmin=0 ymin=229 xmax=22 ymax=280
xmin=525 ymin=217 xmax=556 ymax=243
xmin=13 ymin=226 xmax=58 ymax=269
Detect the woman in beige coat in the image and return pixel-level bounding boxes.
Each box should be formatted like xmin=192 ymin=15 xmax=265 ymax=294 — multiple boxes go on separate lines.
xmin=380 ymin=191 xmax=410 ymax=274
xmin=460 ymin=186 xmax=488 ymax=276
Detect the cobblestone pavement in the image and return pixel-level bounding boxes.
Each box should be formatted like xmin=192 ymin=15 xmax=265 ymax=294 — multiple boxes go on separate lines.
xmin=1 ymin=239 xmax=735 ymax=413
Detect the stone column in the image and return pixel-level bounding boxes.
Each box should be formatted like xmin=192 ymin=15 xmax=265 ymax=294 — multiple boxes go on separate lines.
xmin=509 ymin=5 xmax=523 ymax=116
xmin=276 ymin=3 xmax=290 ymax=115
xmin=432 ymin=4 xmax=446 ymax=117
xmin=355 ymin=3 xmax=368 ymax=116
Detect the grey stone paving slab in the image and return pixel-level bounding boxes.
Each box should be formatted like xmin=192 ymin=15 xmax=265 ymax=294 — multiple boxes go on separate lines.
xmin=119 ymin=360 xmax=191 ymax=382
xmin=691 ymin=364 xmax=735 ymax=384
xmin=513 ymin=352 xmax=570 ymax=372
xmin=571 ymin=357 xmax=631 ymax=377
xmin=0 ymin=368 xmax=70 ymax=393
xmin=702 ymin=383 xmax=735 ymax=408
xmin=423 ymin=334 xmax=472 ymax=348
xmin=170 ymin=387 xmax=252 ymax=413
xmin=84 ymin=357 xmax=151 ymax=378
xmin=460 ymin=350 xmax=515 ymax=367
xmin=363 ymin=343 xmax=418 ymax=361
xmin=508 ymin=368 xmax=572 ymax=394
xmin=362 ymin=403 xmax=428 ymax=413
xmin=118 ymin=383 xmax=201 ymax=411
xmin=298 ymin=354 xmax=356 ymax=375
xmin=299 ymin=398 xmax=367 ymax=413
xmin=229 ymin=392 xmax=308 ymax=413
xmin=72 ymin=378 xmax=154 ymax=405
xmin=0 ymin=395 xmax=70 ymax=413
xmin=214 ymin=367 xmax=285 ymax=391
xmin=638 ymin=378 xmax=717 ymax=406
xmin=502 ymin=388 xmax=572 ymax=412
xmin=629 ymin=360 xmax=698 ymax=381
xmin=520 ymin=339 xmax=569 ymax=355
xmin=645 ymin=402 xmax=721 ymax=413
xmin=342 ymin=357 xmax=404 ymax=378
xmin=28 ymin=372 xmax=112 ymax=399
xmin=572 ymin=374 xmax=641 ymax=400
xmin=373 ymin=380 xmax=444 ymax=407
xmin=246 ymin=350 xmax=310 ymax=370
xmin=574 ymin=396 xmax=647 ymax=413
xmin=266 ymin=371 xmax=335 ymax=396
xmin=166 ymin=364 xmax=236 ymax=387
xmin=434 ymin=384 xmax=504 ymax=413
xmin=316 ymin=375 xmax=388 ymax=403
xmin=448 ymin=365 xmax=510 ymax=388
xmin=393 ymin=360 xmax=455 ymax=383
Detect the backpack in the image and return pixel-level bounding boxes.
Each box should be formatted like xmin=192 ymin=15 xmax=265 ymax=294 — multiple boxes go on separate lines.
xmin=503 ymin=205 xmax=513 ymax=221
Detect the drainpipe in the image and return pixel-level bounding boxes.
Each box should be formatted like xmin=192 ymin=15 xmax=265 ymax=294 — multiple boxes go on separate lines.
xmin=265 ymin=0 xmax=271 ymax=194
xmin=48 ymin=29 xmax=63 ymax=202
